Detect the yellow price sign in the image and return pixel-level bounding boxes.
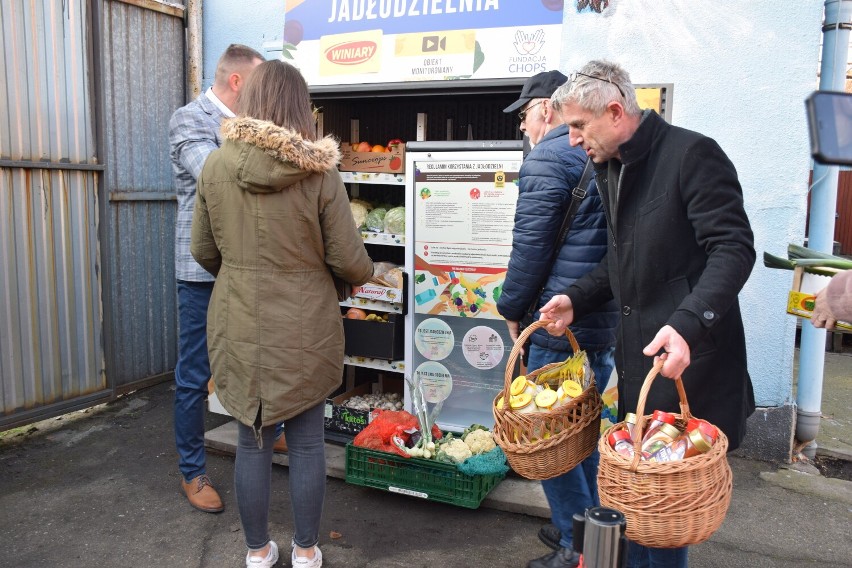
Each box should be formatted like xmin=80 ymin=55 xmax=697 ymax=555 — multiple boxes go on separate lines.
xmin=394 ymin=29 xmax=476 ymax=57
xmin=636 ymin=88 xmax=663 ymax=114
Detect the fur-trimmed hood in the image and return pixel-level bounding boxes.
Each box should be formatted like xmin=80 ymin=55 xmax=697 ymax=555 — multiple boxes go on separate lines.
xmin=217 ymin=117 xmax=341 ymax=194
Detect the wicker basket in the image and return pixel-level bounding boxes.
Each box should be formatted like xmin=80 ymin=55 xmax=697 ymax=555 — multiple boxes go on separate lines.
xmin=491 ymin=320 xmax=602 ymax=480
xmin=597 ymin=361 xmax=733 ymax=548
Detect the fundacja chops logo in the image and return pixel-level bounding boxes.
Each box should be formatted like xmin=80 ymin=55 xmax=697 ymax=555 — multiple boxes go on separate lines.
xmin=512 ymin=29 xmax=545 ymax=56
xmin=325 ymin=40 xmax=378 ymax=65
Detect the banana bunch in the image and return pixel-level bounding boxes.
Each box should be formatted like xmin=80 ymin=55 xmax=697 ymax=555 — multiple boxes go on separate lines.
xmin=364 ymin=313 xmax=390 ymax=322
xmin=535 ymin=351 xmax=591 ymax=388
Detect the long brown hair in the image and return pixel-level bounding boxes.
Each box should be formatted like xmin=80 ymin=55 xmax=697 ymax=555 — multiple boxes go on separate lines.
xmin=237 ymin=60 xmax=316 ymax=141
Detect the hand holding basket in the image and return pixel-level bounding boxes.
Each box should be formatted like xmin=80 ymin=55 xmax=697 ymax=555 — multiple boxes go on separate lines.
xmin=597 ymin=360 xmax=733 ymax=548
xmin=492 ymin=320 xmax=602 ymax=480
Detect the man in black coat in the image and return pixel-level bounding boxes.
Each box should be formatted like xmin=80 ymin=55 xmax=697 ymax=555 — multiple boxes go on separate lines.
xmin=540 ymin=60 xmax=756 ymax=568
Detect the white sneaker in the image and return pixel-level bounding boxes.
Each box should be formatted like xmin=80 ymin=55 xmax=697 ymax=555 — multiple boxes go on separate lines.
xmin=291 ymin=542 xmax=322 ymax=567
xmin=246 ymin=540 xmax=279 ymax=568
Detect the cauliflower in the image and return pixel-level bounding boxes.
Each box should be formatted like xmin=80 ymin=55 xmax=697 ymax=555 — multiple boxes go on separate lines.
xmin=349 ymin=201 xmax=369 ymax=228
xmin=464 ymin=429 xmax=496 ymax=455
xmin=439 ymin=438 xmax=473 ymax=464
xmin=350 ymin=198 xmax=373 ymax=212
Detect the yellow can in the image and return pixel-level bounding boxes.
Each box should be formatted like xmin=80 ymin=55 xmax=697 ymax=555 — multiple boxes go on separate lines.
xmin=510 ymin=375 xmax=528 ymax=396
xmin=557 ymin=379 xmax=583 ymax=401
xmin=535 ymin=388 xmax=559 ymax=411
xmin=509 ymin=392 xmax=537 ymax=414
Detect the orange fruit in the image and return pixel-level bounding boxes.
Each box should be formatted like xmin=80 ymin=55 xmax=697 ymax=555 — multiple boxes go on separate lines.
xmin=371 ymin=144 xmax=386 ymax=152
xmin=345 ymin=308 xmax=367 ymax=319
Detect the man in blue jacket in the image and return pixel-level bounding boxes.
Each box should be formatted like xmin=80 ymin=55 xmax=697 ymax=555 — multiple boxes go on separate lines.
xmin=497 ymin=70 xmax=619 ymax=568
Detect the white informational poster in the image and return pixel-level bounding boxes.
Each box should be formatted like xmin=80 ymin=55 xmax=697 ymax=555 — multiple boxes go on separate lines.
xmin=282 ymin=0 xmax=563 ymax=86
xmin=406 ymin=144 xmax=523 ymax=432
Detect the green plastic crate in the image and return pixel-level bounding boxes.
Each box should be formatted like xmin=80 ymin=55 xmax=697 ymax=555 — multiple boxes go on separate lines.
xmin=344 ymin=443 xmax=505 ymax=509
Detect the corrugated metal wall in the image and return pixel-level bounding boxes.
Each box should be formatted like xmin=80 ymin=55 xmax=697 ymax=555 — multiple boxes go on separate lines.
xmin=98 ymin=0 xmax=185 ymax=391
xmin=0 ymin=0 xmax=107 ymax=426
xmin=1 ymin=0 xmax=186 ymax=428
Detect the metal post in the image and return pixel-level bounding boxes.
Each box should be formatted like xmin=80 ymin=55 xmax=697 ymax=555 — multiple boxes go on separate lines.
xmin=796 ymin=0 xmax=852 ymax=456
xmin=186 ymin=0 xmax=203 ymax=102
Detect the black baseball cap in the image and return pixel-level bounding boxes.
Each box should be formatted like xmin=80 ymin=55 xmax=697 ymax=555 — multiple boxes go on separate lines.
xmin=503 ymin=70 xmax=569 ymax=113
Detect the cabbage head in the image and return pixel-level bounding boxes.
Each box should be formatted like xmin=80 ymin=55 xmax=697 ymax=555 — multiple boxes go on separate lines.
xmin=365 ymin=208 xmax=387 ymax=232
xmin=384 ymin=206 xmax=405 ymax=234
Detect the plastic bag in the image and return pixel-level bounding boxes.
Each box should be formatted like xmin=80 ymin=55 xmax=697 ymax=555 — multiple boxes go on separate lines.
xmin=353 ymin=410 xmax=442 ymax=458
xmin=365 ymin=207 xmax=387 ymax=232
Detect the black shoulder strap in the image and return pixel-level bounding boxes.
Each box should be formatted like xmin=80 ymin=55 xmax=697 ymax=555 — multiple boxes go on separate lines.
xmin=523 ymin=158 xmax=595 ymax=321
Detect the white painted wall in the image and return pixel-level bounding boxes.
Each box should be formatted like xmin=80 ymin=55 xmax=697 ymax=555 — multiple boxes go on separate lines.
xmin=200 ymin=1 xmax=828 ymax=408
xmin=560 ymin=1 xmax=825 ymax=407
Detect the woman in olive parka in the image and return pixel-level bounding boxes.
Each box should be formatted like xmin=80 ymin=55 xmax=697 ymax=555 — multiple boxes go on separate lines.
xmin=191 ymin=60 xmax=372 ymax=568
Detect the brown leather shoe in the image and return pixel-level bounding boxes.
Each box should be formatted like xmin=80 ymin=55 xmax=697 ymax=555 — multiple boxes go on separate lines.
xmin=181 ymin=474 xmax=224 ymax=513
xmin=273 ymin=432 xmax=288 ymax=453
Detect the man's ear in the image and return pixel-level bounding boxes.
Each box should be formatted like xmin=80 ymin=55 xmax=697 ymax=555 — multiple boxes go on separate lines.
xmin=606 ymin=100 xmax=625 ymax=125
xmin=228 ymin=72 xmax=242 ymax=93
xmin=542 ymin=100 xmax=555 ymax=124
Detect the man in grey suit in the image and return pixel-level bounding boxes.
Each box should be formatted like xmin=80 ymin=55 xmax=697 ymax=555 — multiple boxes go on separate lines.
xmin=168 ymin=44 xmax=263 ymax=513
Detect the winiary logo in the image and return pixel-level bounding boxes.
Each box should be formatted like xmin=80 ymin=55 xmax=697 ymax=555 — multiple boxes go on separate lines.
xmin=319 ymin=29 xmax=382 ymax=76
xmin=325 ymin=40 xmax=378 ymax=65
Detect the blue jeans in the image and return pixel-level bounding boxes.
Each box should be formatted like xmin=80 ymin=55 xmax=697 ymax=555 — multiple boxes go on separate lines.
xmin=235 ymin=403 xmax=326 ymax=551
xmin=174 ymin=280 xmax=215 ymax=482
xmin=529 ymin=344 xmax=615 ymax=549
xmin=627 ymin=542 xmax=688 ymax=568
xmin=174 ymin=281 xmax=284 ymax=481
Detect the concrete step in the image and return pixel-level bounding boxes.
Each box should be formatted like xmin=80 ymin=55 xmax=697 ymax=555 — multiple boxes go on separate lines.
xmin=205 ymin=420 xmax=551 ymax=517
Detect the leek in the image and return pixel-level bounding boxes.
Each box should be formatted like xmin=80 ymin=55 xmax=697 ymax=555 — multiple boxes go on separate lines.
xmin=763 ymin=245 xmax=852 ymax=276
xmin=787 ymin=244 xmax=842 ymax=261
xmin=762 ymin=251 xmax=795 ymax=271
xmin=404 ymin=374 xmax=438 ymax=458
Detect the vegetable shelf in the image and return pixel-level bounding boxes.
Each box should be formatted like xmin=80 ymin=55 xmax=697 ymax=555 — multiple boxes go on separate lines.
xmin=345 ymin=443 xmax=505 ymax=509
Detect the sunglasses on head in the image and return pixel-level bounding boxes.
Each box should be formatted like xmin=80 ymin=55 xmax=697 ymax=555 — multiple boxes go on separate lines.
xmin=569 ymin=71 xmax=625 ymax=98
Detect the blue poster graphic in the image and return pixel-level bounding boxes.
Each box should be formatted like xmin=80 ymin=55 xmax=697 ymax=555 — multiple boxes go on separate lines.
xmin=285 ymin=0 xmax=563 ymax=42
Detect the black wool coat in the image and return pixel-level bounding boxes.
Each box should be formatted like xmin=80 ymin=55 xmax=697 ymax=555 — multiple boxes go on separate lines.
xmin=567 ymin=111 xmax=756 ymax=450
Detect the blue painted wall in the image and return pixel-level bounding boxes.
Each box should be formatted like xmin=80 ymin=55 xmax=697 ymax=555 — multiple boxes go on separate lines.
xmin=201 ymin=0 xmax=284 ymax=88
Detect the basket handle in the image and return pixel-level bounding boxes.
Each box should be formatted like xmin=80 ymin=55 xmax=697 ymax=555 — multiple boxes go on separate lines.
xmin=500 ymin=319 xmax=580 ymax=410
xmin=627 ymin=358 xmax=692 ymax=470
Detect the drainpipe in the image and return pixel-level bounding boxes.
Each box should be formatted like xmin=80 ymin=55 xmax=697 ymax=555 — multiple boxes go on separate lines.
xmin=796 ymin=0 xmax=852 ymax=458
xmin=186 ymin=0 xmax=203 ymax=102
